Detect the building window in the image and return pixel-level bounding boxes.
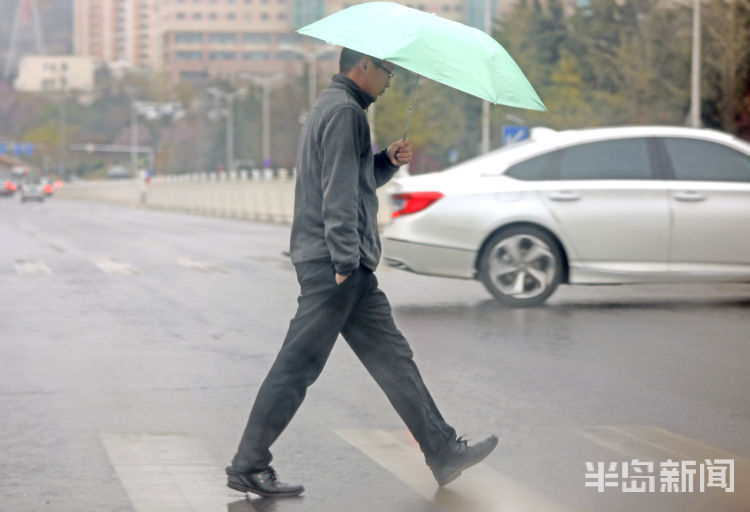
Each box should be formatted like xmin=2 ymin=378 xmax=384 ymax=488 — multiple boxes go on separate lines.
xmin=208 ymin=33 xmax=237 ymax=44
xmin=277 ymin=51 xmax=303 ymax=60
xmin=176 ymin=50 xmax=203 ymax=59
xmin=193 ymin=12 xmax=202 ymax=19
xmin=227 ymin=13 xmax=236 ymax=19
xmin=209 ymin=12 xmax=218 ymax=19
xmin=242 ymin=33 xmax=270 ymax=44
xmin=177 ymin=12 xmax=186 ymax=19
xmin=261 ymin=12 xmax=269 ymax=19
xmin=208 ymin=51 xmax=236 ymax=60
xmin=175 ymin=32 xmax=203 ymax=43
xmin=242 ymin=51 xmax=269 ymax=60
xmin=244 ymin=13 xmax=252 ymax=20
xmin=277 ymin=33 xmax=302 ymax=45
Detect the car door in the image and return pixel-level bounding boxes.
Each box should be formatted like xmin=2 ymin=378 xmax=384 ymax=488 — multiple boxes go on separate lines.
xmin=659 ymin=137 xmax=750 ymax=275
xmin=537 ymin=137 xmax=670 ymax=276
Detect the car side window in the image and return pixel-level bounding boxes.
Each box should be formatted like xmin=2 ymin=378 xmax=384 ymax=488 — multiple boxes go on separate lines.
xmin=663 ymin=138 xmax=750 ymax=182
xmin=504 ymin=152 xmax=556 ymax=181
xmin=558 ymin=138 xmax=652 ymax=180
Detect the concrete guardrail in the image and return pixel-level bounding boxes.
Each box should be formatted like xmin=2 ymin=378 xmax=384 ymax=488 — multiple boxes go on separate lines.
xmin=55 ymin=169 xmax=395 ymax=226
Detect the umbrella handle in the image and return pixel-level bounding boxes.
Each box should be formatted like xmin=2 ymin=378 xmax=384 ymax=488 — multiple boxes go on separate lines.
xmin=402 ymin=75 xmax=420 ymax=140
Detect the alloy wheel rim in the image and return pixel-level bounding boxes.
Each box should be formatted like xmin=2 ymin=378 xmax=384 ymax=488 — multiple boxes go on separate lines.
xmin=487 ymin=234 xmax=556 ymax=299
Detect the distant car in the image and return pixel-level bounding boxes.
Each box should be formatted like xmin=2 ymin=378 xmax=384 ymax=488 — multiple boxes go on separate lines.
xmin=2 ymin=181 xmax=17 ymax=197
xmin=19 ymin=179 xmax=45 ymax=202
xmin=382 ymin=126 xmax=750 ymax=307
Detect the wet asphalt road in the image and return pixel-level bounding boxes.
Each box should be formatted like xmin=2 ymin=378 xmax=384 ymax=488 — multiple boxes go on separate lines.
xmin=1 ymin=198 xmax=748 ymax=512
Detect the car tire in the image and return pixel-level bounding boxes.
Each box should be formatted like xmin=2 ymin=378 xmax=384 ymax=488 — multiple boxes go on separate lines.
xmin=478 ymin=226 xmax=563 ymax=307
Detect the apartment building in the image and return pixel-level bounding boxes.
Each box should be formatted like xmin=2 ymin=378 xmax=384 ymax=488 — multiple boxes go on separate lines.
xmin=74 ymin=0 xmax=160 ymax=70
xmin=75 ymin=0 xmax=536 ymax=85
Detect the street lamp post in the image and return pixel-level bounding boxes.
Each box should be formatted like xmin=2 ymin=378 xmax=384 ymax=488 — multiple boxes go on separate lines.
xmin=481 ymin=0 xmax=492 ymax=154
xmin=126 ymin=88 xmax=140 ymax=178
xmin=689 ymin=0 xmax=701 ymax=128
xmin=58 ymin=87 xmax=67 ymax=179
xmin=208 ymin=87 xmax=247 ymax=172
xmin=279 ymin=45 xmax=337 ymax=111
xmin=240 ymin=73 xmax=286 ymax=168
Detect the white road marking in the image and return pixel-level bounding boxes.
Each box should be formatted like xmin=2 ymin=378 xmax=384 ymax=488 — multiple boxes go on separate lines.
xmin=14 ymin=260 xmax=53 ymax=276
xmin=100 ymin=433 xmax=247 ymax=512
xmin=176 ymin=257 xmax=227 ymax=273
xmin=92 ymin=258 xmax=141 ymax=275
xmin=335 ymin=429 xmax=567 ymax=512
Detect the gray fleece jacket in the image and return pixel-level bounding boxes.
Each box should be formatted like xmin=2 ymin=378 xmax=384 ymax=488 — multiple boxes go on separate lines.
xmin=290 ymin=74 xmax=399 ymax=275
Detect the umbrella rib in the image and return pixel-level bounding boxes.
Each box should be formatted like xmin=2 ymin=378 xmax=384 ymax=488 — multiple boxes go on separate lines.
xmin=402 ymin=74 xmax=420 ymax=141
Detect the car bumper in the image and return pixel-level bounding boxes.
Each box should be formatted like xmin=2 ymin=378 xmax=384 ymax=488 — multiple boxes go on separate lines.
xmin=381 ymin=237 xmax=477 ymax=279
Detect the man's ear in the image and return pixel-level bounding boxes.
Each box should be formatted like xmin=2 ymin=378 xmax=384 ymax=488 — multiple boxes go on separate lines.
xmin=360 ymin=56 xmax=369 ymax=71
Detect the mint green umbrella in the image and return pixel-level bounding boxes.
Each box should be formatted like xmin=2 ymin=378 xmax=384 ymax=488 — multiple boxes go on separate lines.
xmin=297 ymin=1 xmax=545 ymax=136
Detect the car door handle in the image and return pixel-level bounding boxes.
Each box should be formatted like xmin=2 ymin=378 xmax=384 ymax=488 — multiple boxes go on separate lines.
xmin=548 ymin=191 xmax=581 ymax=202
xmin=674 ymin=191 xmax=706 ymax=202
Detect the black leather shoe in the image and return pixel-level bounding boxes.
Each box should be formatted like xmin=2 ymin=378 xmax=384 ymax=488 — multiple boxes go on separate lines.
xmin=429 ymin=435 xmax=499 ymax=486
xmin=226 ymin=466 xmax=304 ymax=498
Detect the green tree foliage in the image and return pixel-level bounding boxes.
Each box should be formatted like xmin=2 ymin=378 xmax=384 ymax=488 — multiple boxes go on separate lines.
xmin=702 ymin=0 xmax=750 ymax=131
xmin=495 ymin=0 xmax=747 ymax=136
xmin=372 ymin=71 xmax=471 ymax=172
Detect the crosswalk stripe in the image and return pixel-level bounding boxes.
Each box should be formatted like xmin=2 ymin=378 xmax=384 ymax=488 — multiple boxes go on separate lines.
xmin=577 ymin=425 xmax=748 ymax=507
xmin=335 ymin=429 xmax=567 ymax=512
xmin=14 ymin=260 xmax=53 ymax=276
xmin=92 ymin=258 xmax=141 ymax=275
xmin=100 ymin=433 xmax=248 ymax=512
xmin=176 ymin=257 xmax=227 ymax=273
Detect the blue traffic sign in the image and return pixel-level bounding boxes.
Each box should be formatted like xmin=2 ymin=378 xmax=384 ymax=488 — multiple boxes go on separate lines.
xmin=502 ymin=125 xmax=529 ymax=146
xmin=0 ymin=143 xmax=5 ymax=155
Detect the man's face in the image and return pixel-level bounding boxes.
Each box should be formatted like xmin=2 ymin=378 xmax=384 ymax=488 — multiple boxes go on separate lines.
xmin=364 ymin=58 xmax=394 ymax=98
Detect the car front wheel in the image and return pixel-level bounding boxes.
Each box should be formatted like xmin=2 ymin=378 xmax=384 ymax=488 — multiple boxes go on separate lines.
xmin=479 ymin=226 xmax=563 ymax=307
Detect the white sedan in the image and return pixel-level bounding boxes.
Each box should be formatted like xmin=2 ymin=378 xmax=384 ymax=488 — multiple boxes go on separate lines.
xmin=382 ymin=126 xmax=750 ymax=306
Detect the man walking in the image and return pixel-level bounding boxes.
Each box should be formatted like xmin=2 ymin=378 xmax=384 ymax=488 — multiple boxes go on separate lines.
xmin=226 ymin=48 xmax=498 ymax=498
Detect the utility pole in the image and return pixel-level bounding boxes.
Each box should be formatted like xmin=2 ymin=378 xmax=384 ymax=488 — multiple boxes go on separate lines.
xmin=689 ymin=0 xmax=701 ymax=128
xmin=480 ymin=0 xmax=492 ymax=154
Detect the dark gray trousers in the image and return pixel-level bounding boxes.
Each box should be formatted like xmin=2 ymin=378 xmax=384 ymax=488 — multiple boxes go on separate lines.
xmin=230 ymin=259 xmax=456 ymax=472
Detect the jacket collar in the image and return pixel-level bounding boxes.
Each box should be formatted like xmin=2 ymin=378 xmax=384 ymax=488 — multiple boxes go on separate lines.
xmin=331 ymin=74 xmax=375 ymax=109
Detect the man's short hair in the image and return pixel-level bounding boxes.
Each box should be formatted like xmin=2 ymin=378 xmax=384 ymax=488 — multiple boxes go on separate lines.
xmin=340 ymin=47 xmax=373 ymax=74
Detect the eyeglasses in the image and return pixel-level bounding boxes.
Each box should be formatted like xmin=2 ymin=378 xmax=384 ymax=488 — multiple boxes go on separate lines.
xmin=372 ymin=60 xmax=394 ymax=80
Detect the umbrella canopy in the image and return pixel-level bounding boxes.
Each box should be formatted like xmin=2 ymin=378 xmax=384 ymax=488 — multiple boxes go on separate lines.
xmin=296 ymin=1 xmax=545 ymax=112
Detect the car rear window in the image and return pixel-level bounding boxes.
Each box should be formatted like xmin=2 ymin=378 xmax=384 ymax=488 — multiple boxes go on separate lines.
xmin=558 ymin=138 xmax=652 ymax=180
xmin=504 ymin=152 xmax=556 ymax=181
